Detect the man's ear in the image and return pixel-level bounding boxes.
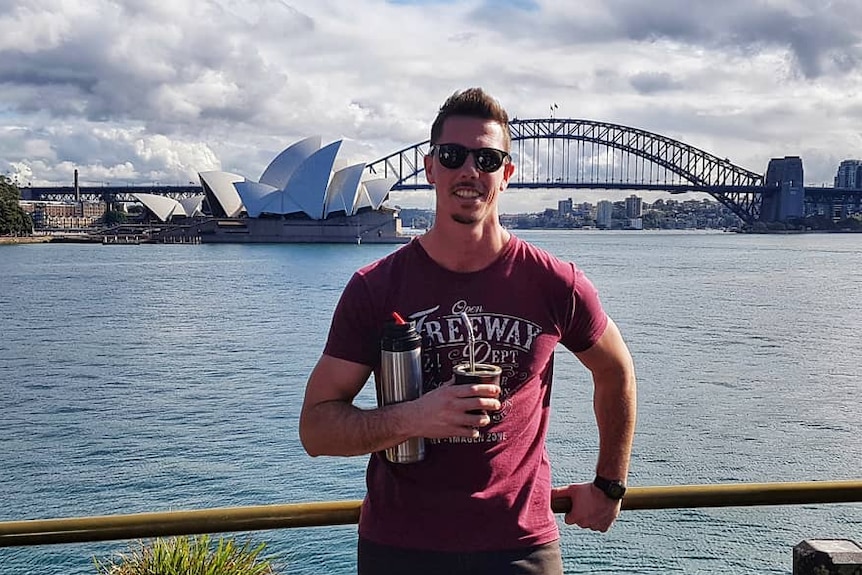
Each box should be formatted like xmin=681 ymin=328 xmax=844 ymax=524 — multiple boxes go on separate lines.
xmin=424 ymin=153 xmax=435 ymax=185
xmin=500 ymin=160 xmax=515 ymax=190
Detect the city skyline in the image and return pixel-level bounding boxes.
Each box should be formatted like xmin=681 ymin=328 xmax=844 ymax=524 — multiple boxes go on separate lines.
xmin=405 ymin=192 xmax=728 ymax=216
xmin=1 ymin=1 xmax=861 ymax=214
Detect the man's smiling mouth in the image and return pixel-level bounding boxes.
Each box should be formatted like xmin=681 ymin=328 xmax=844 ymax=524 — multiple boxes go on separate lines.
xmin=453 ymin=187 xmax=483 ymax=199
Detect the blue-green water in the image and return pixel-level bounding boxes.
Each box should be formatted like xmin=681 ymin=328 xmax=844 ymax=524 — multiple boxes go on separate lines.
xmin=1 ymin=230 xmax=860 ymax=574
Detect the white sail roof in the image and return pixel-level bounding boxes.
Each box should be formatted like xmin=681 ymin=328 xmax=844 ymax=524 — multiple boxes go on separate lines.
xmin=133 ymin=193 xmax=182 ymax=222
xmin=133 ymin=193 xmax=208 ymax=221
xmin=282 ymin=140 xmax=342 ymax=220
xmin=324 ymin=163 xmax=366 ymax=217
xmin=259 ymin=186 xmax=305 ymax=216
xmin=234 ymin=181 xmax=280 ymax=218
xmin=361 ymin=177 xmax=398 ymax=210
xmin=199 ymin=171 xmax=245 ymax=217
xmin=259 ymin=136 xmax=322 ymax=190
xmin=178 ymin=195 xmax=206 ymax=217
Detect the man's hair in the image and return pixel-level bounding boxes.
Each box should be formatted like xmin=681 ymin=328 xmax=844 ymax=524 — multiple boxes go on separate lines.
xmin=430 ymin=87 xmax=511 ymax=150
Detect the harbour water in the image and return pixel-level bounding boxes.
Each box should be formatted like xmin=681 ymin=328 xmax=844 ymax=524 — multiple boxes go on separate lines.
xmin=1 ymin=230 xmax=860 ymax=574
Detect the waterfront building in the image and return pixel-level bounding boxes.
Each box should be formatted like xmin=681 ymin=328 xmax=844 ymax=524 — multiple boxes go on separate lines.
xmin=596 ymin=200 xmax=613 ymax=229
xmin=558 ymin=197 xmax=573 ymax=215
xmin=195 ymin=137 xmax=396 ymax=224
xmin=132 ymin=137 xmax=398 ymax=231
xmin=834 ymin=160 xmax=862 ymax=189
xmin=576 ymin=202 xmax=595 ymax=221
xmin=132 ymin=137 xmax=407 ymax=243
xmin=625 ymin=194 xmax=643 ymax=219
xmin=20 ymin=200 xmax=106 ymax=230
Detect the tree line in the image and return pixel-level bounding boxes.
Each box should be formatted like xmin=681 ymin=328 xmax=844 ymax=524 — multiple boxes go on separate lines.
xmin=0 ymin=176 xmax=33 ymax=235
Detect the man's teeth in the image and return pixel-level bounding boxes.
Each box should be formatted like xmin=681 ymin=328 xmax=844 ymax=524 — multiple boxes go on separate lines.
xmin=454 ymin=189 xmax=482 ymax=198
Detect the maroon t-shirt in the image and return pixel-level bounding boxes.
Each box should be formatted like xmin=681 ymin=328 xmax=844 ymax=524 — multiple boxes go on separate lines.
xmin=324 ymin=234 xmax=608 ymax=552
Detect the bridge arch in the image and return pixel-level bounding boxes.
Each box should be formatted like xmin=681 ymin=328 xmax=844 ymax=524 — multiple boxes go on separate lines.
xmin=366 ymin=118 xmax=766 ymax=223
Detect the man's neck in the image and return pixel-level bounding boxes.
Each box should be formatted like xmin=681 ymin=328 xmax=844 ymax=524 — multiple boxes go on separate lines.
xmin=419 ymin=220 xmax=511 ymax=273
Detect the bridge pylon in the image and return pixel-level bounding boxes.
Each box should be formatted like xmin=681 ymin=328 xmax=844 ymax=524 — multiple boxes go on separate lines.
xmin=762 ymin=157 xmax=804 ymax=223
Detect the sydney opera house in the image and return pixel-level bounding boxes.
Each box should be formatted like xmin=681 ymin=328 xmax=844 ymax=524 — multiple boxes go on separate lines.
xmin=132 ymin=137 xmax=408 ymax=243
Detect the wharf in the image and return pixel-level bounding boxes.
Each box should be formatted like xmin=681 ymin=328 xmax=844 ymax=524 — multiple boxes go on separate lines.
xmin=0 ymin=235 xmax=53 ymax=245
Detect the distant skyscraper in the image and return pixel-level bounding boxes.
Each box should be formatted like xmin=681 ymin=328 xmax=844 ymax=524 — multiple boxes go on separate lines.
xmin=596 ymin=200 xmax=613 ymax=229
xmin=834 ymin=160 xmax=862 ymax=189
xmin=558 ymin=197 xmax=573 ymax=215
xmin=625 ymin=194 xmax=643 ymax=219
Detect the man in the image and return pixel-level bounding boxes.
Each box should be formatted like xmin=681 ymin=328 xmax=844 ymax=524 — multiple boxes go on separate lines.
xmin=300 ymin=87 xmax=637 ymax=575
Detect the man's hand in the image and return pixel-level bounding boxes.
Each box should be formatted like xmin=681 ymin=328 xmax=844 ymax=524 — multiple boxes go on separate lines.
xmin=552 ymin=482 xmax=622 ymax=532
xmin=410 ymin=380 xmax=501 ymax=439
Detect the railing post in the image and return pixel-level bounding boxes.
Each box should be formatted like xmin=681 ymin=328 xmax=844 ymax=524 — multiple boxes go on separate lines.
xmin=793 ymin=539 xmax=862 ymax=575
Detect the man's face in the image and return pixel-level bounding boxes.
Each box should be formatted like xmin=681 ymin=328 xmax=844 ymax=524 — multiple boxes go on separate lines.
xmin=424 ymin=116 xmax=515 ymax=226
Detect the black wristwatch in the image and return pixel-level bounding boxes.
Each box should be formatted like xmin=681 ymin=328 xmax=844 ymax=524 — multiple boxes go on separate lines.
xmin=593 ymin=475 xmax=627 ymax=500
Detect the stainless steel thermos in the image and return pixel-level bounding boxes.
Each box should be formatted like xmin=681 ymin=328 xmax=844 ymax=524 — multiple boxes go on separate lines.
xmin=376 ymin=313 xmax=425 ymax=463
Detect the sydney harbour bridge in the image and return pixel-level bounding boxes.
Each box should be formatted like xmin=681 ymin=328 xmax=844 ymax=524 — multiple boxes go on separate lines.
xmin=22 ymin=119 xmax=862 ymax=225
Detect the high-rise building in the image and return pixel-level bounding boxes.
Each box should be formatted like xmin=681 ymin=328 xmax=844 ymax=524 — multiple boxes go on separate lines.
xmin=558 ymin=197 xmax=573 ymax=215
xmin=596 ymin=200 xmax=613 ymax=229
xmin=834 ymin=160 xmax=862 ymax=189
xmin=625 ymin=195 xmax=643 ymax=219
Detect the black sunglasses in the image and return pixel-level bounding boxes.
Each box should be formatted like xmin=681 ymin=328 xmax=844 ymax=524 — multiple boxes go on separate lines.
xmin=431 ymin=143 xmax=511 ymax=173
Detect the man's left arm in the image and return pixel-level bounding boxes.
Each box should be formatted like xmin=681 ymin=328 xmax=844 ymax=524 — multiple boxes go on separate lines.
xmin=553 ymin=317 xmax=637 ymax=532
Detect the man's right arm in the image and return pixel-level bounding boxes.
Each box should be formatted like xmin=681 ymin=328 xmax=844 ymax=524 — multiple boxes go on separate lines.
xmin=299 ymin=354 xmax=502 ymax=457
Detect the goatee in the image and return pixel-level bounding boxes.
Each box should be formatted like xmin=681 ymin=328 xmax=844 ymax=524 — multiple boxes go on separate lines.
xmin=451 ymin=214 xmax=478 ymax=225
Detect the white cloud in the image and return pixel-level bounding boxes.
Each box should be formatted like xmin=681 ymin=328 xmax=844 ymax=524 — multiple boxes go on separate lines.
xmin=0 ymin=0 xmax=859 ymax=211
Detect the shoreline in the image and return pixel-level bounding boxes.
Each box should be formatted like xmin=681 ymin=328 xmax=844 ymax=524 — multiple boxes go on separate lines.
xmin=3 ymin=227 xmax=859 ymax=247
xmin=0 ymin=236 xmax=54 ymax=245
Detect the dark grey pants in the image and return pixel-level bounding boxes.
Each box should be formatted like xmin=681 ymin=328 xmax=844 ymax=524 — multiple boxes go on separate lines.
xmin=357 ymin=537 xmax=564 ymax=575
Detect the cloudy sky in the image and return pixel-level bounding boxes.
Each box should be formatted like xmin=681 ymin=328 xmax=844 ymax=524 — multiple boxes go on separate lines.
xmin=1 ymin=0 xmax=860 ymax=212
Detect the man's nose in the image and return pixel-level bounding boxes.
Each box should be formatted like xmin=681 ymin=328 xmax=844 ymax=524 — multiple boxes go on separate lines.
xmin=458 ymin=152 xmax=482 ymax=176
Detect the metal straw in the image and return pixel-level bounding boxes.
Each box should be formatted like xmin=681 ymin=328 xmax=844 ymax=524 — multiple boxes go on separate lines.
xmin=460 ymin=311 xmax=475 ymax=372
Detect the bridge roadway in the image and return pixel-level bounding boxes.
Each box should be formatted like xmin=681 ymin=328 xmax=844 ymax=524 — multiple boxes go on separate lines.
xmin=20 ymin=184 xmax=201 ymax=203
xmin=20 ymin=182 xmax=862 ymax=221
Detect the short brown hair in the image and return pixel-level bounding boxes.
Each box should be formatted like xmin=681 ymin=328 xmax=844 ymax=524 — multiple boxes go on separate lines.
xmin=430 ymin=88 xmax=511 ymax=150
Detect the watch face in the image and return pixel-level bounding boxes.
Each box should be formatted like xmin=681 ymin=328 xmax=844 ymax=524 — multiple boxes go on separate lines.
xmin=595 ymin=476 xmax=626 ymax=500
xmin=607 ymin=482 xmax=626 ymax=499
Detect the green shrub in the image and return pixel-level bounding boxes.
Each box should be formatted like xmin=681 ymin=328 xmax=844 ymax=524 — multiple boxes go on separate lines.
xmin=93 ymin=534 xmax=280 ymax=575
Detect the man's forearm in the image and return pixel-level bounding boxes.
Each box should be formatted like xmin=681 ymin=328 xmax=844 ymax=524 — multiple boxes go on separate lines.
xmin=300 ymin=399 xmax=415 ymax=457
xmin=593 ymin=370 xmax=637 ymax=480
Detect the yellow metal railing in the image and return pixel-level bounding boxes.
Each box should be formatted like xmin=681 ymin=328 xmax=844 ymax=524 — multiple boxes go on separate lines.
xmin=1 ymin=480 xmax=861 ymax=548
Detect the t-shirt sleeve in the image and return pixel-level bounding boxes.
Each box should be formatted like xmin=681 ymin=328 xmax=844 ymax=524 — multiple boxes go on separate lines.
xmin=560 ymin=265 xmax=608 ymax=353
xmin=323 ymin=272 xmax=380 ymax=367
